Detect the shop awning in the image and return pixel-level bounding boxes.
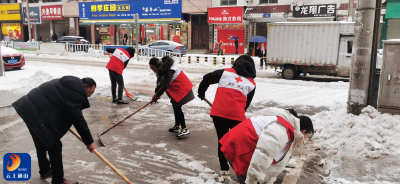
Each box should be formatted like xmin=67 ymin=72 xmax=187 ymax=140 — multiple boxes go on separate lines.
xmin=386 ymin=0 xmax=400 ymax=18
xmin=79 ymin=19 xmax=183 ymax=25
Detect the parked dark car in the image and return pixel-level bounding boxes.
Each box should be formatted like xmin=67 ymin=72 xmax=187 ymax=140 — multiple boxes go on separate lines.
xmin=56 ymin=36 xmax=89 ymax=52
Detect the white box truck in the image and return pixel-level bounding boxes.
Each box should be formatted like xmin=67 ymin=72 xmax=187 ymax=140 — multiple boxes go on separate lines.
xmin=266 ymin=22 xmax=355 ymax=79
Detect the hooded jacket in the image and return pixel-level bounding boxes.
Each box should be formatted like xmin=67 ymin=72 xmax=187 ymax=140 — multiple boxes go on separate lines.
xmin=225 ymin=108 xmax=304 ymax=184
xmin=198 ymin=55 xmax=256 ymax=121
xmin=106 ymin=47 xmax=135 ymax=75
xmin=12 ymin=76 xmax=94 ymax=149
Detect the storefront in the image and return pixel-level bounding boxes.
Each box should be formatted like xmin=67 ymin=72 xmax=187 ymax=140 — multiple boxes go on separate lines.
xmin=40 ymin=5 xmax=69 ymax=42
xmin=22 ymin=6 xmax=40 ymax=41
xmin=78 ymin=0 xmax=183 ymax=46
xmin=208 ymin=6 xmax=246 ymax=54
xmin=0 ymin=4 xmax=23 ymax=41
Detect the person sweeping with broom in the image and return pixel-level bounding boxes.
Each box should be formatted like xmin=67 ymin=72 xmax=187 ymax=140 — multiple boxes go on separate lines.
xmin=106 ymin=47 xmax=135 ymax=104
xmin=149 ymin=56 xmax=194 ymax=138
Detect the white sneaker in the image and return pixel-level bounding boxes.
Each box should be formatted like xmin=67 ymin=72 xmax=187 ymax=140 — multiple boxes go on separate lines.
xmin=220 ymin=170 xmax=229 ymax=180
xmin=176 ymin=128 xmax=190 ymax=138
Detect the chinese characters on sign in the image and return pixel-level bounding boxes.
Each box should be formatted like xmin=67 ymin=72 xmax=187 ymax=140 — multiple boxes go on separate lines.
xmin=208 ymin=7 xmax=243 ymax=24
xmin=293 ymin=4 xmax=336 ymax=17
xmin=41 ymin=5 xmax=63 ymax=20
xmin=79 ymin=0 xmax=181 ymax=22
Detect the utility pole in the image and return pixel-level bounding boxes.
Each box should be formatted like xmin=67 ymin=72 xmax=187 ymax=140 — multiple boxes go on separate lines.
xmin=0 ymin=43 xmax=4 ymax=77
xmin=26 ymin=0 xmax=32 ymax=42
xmin=347 ymin=0 xmax=382 ymax=115
xmin=135 ymin=13 xmax=139 ymax=61
xmin=349 ymin=0 xmax=354 ymax=22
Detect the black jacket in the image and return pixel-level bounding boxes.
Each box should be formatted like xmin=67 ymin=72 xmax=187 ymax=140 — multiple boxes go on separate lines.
xmin=12 ymin=76 xmax=94 ymax=149
xmin=198 ymin=56 xmax=256 ymax=111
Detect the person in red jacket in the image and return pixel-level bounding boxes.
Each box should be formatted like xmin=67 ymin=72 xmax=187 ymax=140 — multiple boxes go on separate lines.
xmin=197 ymin=55 xmax=256 ymax=179
xmin=105 ymin=47 xmax=135 ymax=104
xmin=149 ymin=56 xmax=195 ymax=138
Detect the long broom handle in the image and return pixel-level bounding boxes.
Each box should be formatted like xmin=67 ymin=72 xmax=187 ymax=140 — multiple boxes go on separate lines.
xmin=68 ymin=129 xmax=132 ymax=184
xmin=99 ymin=101 xmax=151 ymax=136
xmin=204 ymin=98 xmax=213 ymax=107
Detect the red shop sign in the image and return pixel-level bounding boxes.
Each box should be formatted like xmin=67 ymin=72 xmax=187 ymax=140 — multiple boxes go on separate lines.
xmin=41 ymin=5 xmax=63 ymax=20
xmin=208 ymin=7 xmax=243 ymax=24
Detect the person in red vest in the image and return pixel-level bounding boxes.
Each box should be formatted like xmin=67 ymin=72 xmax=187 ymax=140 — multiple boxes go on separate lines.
xmin=197 ymin=55 xmax=256 ymax=179
xmin=105 ymin=47 xmax=135 ymax=104
xmin=219 ymin=108 xmax=314 ymax=184
xmin=149 ymin=56 xmax=194 ymax=138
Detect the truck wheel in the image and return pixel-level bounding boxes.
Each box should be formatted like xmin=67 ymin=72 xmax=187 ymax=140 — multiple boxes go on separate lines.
xmin=282 ymin=66 xmax=297 ymax=79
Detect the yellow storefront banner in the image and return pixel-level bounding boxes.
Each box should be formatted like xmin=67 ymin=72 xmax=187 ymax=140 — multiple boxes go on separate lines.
xmin=1 ymin=23 xmax=22 ymax=40
xmin=0 ymin=4 xmax=21 ymax=21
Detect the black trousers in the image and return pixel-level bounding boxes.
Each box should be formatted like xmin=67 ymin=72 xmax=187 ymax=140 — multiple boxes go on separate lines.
xmin=217 ymin=50 xmax=223 ymax=56
xmin=212 ymin=116 xmax=241 ymax=171
xmin=173 ymin=106 xmax=186 ymax=129
xmin=235 ymin=46 xmax=238 ymax=54
xmin=109 ymin=70 xmax=124 ymax=100
xmin=32 ymin=136 xmax=64 ymax=184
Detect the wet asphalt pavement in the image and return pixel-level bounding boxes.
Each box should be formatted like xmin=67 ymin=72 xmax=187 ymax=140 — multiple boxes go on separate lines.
xmin=0 ymin=57 xmax=343 ymax=184
xmin=0 ymin=92 xmax=327 ymax=184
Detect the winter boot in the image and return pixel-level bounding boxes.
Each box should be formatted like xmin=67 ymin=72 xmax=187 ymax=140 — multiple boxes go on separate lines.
xmin=220 ymin=170 xmax=229 ymax=180
xmin=169 ymin=126 xmax=180 ymax=133
xmin=176 ymin=128 xmax=190 ymax=138
xmin=112 ymin=98 xmax=118 ymax=103
xmin=117 ymin=100 xmax=129 ymax=104
xmin=40 ymin=169 xmax=52 ymax=179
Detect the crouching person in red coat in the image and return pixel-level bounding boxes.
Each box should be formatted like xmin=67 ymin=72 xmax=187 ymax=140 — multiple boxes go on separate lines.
xmin=219 ymin=108 xmax=314 ymax=184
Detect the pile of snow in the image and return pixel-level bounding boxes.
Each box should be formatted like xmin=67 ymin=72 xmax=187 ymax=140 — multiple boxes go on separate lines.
xmin=312 ymin=103 xmax=400 ymax=159
xmin=325 ymin=177 xmax=394 ymax=184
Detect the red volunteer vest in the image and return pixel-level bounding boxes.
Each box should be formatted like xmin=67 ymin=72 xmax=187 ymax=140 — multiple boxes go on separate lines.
xmin=220 ymin=116 xmax=295 ymax=176
xmin=210 ymin=68 xmax=256 ymax=121
xmin=166 ymin=67 xmax=193 ymax=103
xmin=106 ymin=48 xmax=130 ymax=75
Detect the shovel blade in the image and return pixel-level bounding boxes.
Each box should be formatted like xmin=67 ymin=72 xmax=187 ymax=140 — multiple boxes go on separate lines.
xmin=97 ymin=133 xmax=106 ymax=147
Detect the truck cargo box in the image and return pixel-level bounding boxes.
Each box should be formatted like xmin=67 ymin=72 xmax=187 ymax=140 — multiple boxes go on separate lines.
xmin=267 ymin=22 xmax=354 ymax=66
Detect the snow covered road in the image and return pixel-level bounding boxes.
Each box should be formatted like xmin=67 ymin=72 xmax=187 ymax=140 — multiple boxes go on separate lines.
xmin=1 ymin=57 xmax=399 ymax=184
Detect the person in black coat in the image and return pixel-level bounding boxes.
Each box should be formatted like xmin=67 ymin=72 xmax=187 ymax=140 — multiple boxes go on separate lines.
xmin=234 ymin=39 xmax=239 ymax=54
xmin=12 ymin=76 xmax=97 ymax=184
xmin=51 ymin=33 xmax=58 ymax=42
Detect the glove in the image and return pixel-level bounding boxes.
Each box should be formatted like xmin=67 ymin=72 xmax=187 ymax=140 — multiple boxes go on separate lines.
xmin=151 ymin=95 xmax=159 ymax=104
xmin=198 ymin=94 xmax=205 ymax=101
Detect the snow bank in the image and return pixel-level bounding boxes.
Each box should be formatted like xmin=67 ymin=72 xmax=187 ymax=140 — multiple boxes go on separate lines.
xmin=312 ymin=103 xmax=400 ymax=159
xmin=325 ymin=177 xmax=394 ymax=184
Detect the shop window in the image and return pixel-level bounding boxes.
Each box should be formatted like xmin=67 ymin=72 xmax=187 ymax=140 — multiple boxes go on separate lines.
xmin=1 ymin=0 xmax=17 ymax=3
xmin=260 ymin=0 xmax=278 ymax=3
xmin=221 ymin=0 xmax=237 ymax=5
xmin=43 ymin=0 xmax=62 ymax=2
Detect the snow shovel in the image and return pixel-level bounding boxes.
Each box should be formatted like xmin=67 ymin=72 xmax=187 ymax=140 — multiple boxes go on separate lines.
xmin=124 ymin=87 xmax=137 ymax=101
xmin=69 ymin=129 xmax=133 ymax=184
xmin=204 ymin=97 xmax=213 ymax=107
xmin=98 ymin=101 xmax=151 ymax=146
